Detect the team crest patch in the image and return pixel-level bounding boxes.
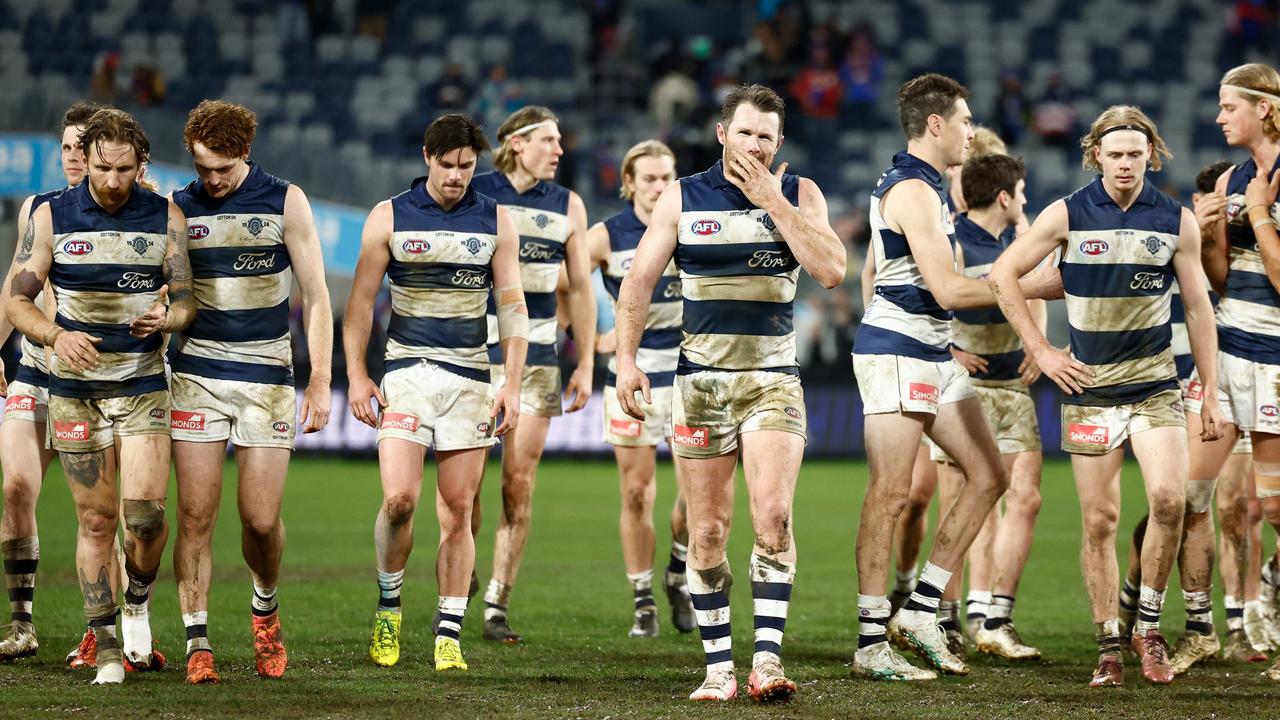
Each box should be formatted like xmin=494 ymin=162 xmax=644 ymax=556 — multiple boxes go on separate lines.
xmin=534 ymin=214 xmax=549 ymax=230
xmin=462 ymin=237 xmax=483 ymax=255
xmin=757 ymin=213 xmax=776 ymax=232
xmin=242 ymin=217 xmax=271 ymax=236
xmin=1144 ymin=235 xmax=1166 ymax=255
xmin=128 ymin=235 xmax=153 ymax=254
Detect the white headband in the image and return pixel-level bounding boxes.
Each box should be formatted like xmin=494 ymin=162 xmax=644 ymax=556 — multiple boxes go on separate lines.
xmin=1223 ymin=83 xmax=1280 ymax=106
xmin=505 ymin=119 xmax=556 ymax=141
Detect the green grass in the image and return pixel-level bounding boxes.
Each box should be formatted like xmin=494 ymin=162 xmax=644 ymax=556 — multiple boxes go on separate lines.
xmin=1 ymin=456 xmax=1277 ymax=718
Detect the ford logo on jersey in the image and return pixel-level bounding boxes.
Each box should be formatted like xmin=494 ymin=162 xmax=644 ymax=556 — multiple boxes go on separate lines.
xmin=65 ymin=240 xmax=93 ymax=255
xmin=402 ymin=239 xmax=430 ymax=254
xmin=1080 ymin=239 xmax=1109 ymax=255
xmin=187 ymin=224 xmax=209 ymax=240
xmin=692 ymin=219 xmax=721 ymax=236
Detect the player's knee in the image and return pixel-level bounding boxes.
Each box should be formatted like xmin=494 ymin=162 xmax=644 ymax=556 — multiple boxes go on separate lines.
xmin=79 ymin=506 xmax=118 ymax=541
xmin=383 ymin=493 xmax=417 ymax=527
xmin=753 ymin=495 xmax=792 ymax=532
xmin=122 ymin=499 xmax=167 ymax=541
xmin=1184 ymin=478 xmax=1216 ymax=515
xmin=621 ymin=481 xmax=652 ymax=518
xmin=1261 ymin=496 xmax=1280 ymax=526
xmin=1148 ymin=490 xmax=1184 ymax=528
xmin=241 ymin=514 xmax=279 ymax=543
xmin=1082 ymin=506 xmax=1120 ymax=546
xmin=2 ymin=473 xmax=38 ymax=512
xmin=693 ymin=517 xmax=730 ymax=552
xmin=1009 ymin=482 xmax=1042 ymax=519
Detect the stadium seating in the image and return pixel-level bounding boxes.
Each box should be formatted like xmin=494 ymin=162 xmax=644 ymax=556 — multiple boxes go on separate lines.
xmin=0 ymin=0 xmax=1270 ymax=214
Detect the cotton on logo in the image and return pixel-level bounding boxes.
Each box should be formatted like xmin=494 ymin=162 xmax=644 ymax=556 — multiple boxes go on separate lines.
xmin=1186 ymin=381 xmax=1203 ymax=401
xmin=1068 ymin=423 xmax=1110 ymax=445
xmin=402 ymin=239 xmax=430 ymax=254
xmin=380 ymin=412 xmax=419 ymax=432
xmin=908 ymin=383 xmax=939 ymax=404
xmin=610 ymin=418 xmax=641 ymax=437
xmin=1080 ymin=239 xmax=1109 ymax=255
xmin=170 ymin=410 xmax=206 ymax=431
xmin=1262 ymin=405 xmax=1279 ymax=418
xmin=5 ymin=395 xmax=35 ymax=412
xmin=65 ymin=240 xmax=93 ymax=255
xmin=53 ymin=421 xmax=88 ymax=441
xmin=691 ymin=219 xmax=721 ymax=236
xmin=673 ymin=424 xmax=709 ymax=447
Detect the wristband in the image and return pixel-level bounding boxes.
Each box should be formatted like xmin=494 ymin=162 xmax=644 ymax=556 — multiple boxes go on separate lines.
xmin=43 ymin=326 xmax=64 ymax=346
xmin=1246 ymin=203 xmax=1271 ymax=215
xmin=1252 ymin=217 xmax=1277 ymax=231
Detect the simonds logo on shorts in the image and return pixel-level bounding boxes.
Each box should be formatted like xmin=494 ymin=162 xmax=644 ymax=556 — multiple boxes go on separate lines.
xmin=1186 ymin=381 xmax=1203 ymax=401
xmin=380 ymin=412 xmax=419 ymax=432
xmin=673 ymin=424 xmax=709 ymax=448
xmin=908 ymin=383 xmax=939 ymax=404
xmin=53 ymin=421 xmax=88 ymax=441
xmin=1068 ymin=423 xmax=1110 ymax=445
xmin=610 ymin=418 xmax=641 ymax=437
xmin=5 ymin=395 xmax=35 ymax=412
xmin=170 ymin=410 xmax=206 ymax=431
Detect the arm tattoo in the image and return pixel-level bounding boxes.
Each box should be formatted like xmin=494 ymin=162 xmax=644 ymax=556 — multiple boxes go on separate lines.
xmin=61 ymin=451 xmax=105 ymax=488
xmin=164 ymin=252 xmax=193 ymax=284
xmin=79 ymin=566 xmax=113 ymax=607
xmin=15 ymin=218 xmax=34 ymax=264
xmin=11 ymin=268 xmax=43 ymax=299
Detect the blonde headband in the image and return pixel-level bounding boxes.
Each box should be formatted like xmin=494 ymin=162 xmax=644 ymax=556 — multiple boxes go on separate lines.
xmin=1223 ymin=83 xmax=1280 ymax=106
xmin=504 ymin=119 xmax=556 ymax=142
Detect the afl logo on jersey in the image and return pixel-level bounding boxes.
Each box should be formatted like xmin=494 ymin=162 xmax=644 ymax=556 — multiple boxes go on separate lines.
xmin=65 ymin=240 xmax=94 ymax=255
xmin=402 ymin=238 xmax=430 ymax=254
xmin=692 ymin=219 xmax=721 ymax=236
xmin=1080 ymin=239 xmax=1109 ymax=256
xmin=188 ymin=225 xmax=209 ymax=240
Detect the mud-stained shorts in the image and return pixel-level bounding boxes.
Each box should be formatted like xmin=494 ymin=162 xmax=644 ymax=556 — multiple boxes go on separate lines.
xmin=1185 ymin=352 xmax=1280 ymax=436
xmin=1183 ymin=377 xmax=1253 ymax=455
xmin=170 ymin=373 xmax=297 ymax=449
xmin=491 ymin=364 xmax=562 ymax=418
xmin=670 ymin=370 xmax=806 ymax=459
xmin=929 ymin=384 xmax=1041 ymax=463
xmin=48 ymin=390 xmax=170 ymax=453
xmin=1060 ymin=389 xmax=1185 ymax=456
xmin=853 ymin=354 xmax=975 ymax=416
xmin=1 ymin=380 xmax=48 ymax=425
xmin=379 ymin=360 xmax=496 ymax=451
xmin=604 ymin=383 xmax=673 ymax=447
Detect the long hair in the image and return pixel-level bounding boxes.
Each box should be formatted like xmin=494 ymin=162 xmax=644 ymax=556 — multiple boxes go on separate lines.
xmin=1221 ymin=63 xmax=1280 ymax=141
xmin=1079 ymin=105 xmax=1170 ymax=172
xmin=493 ymin=106 xmax=558 ymax=174
xmin=618 ymin=140 xmax=676 ymax=200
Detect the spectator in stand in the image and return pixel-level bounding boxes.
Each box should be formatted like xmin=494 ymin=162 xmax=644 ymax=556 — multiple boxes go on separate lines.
xmin=993 ymin=71 xmax=1030 ymax=146
xmin=432 ymin=63 xmax=471 ymax=112
xmin=1230 ymin=0 xmax=1275 ymax=60
xmin=470 ymin=64 xmax=524 ymax=135
xmin=90 ymin=52 xmax=119 ymax=104
xmin=790 ymin=45 xmax=842 ymax=186
xmin=648 ymin=57 xmax=699 ymax=132
xmin=839 ymin=23 xmax=884 ymax=129
xmin=1032 ymin=73 xmax=1077 ymax=149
